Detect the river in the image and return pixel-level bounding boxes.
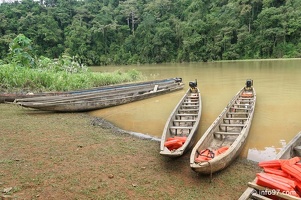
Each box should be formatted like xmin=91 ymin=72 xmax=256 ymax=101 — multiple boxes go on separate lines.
xmin=89 ymin=59 xmax=301 ymax=162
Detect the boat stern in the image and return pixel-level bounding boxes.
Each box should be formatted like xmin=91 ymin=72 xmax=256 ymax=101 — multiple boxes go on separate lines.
xmin=190 ymin=156 xmax=229 ymax=174
xmin=160 ymin=148 xmax=184 ymax=157
xmin=190 ymin=161 xmax=212 ymax=174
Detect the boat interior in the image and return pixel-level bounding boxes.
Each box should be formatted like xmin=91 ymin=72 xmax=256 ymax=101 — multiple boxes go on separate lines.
xmin=169 ymin=90 xmax=200 ymax=137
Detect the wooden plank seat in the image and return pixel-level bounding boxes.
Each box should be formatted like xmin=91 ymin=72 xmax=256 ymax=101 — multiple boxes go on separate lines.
xmin=187 ymin=95 xmax=199 ymax=98
xmin=231 ymin=107 xmax=251 ymax=110
xmin=176 ymin=113 xmax=198 ymax=120
xmin=176 ymin=113 xmax=198 ymax=116
xmin=237 ymin=98 xmax=253 ymax=100
xmin=235 ymin=100 xmax=254 ymax=102
xmin=183 ymin=100 xmax=198 ymax=102
xmin=182 ymin=103 xmax=199 ymax=106
xmin=181 ymin=105 xmax=199 ymax=108
xmin=219 ymin=124 xmax=245 ymax=127
xmin=233 ymin=101 xmax=253 ymax=104
xmin=223 ymin=117 xmax=248 ymax=120
xmin=170 ymin=126 xmax=192 ymax=129
xmin=232 ymin=103 xmax=252 ymax=106
xmin=227 ymin=112 xmax=249 ymax=115
xmin=179 ymin=108 xmax=199 ymax=112
xmin=214 ymin=131 xmax=241 ymax=136
xmin=173 ymin=119 xmax=197 ymax=122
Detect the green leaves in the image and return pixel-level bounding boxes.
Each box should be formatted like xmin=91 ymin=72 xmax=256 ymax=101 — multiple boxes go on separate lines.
xmin=0 ymin=0 xmax=300 ymax=64
xmin=8 ymin=34 xmax=35 ymax=68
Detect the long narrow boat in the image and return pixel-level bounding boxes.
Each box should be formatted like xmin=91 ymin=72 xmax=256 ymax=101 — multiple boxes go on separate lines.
xmin=190 ymin=79 xmax=256 ymax=174
xmin=239 ymin=131 xmax=301 ymax=200
xmin=1 ymin=78 xmax=178 ymax=103
xmin=160 ymin=80 xmax=202 ymax=157
xmin=13 ymin=78 xmax=180 ymax=103
xmin=14 ymin=78 xmax=184 ymax=112
xmin=15 ymin=79 xmax=180 ymax=104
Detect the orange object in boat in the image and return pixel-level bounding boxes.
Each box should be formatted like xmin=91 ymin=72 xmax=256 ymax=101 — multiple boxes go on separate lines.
xmin=215 ymin=146 xmax=229 ymax=156
xmin=164 ymin=139 xmax=183 ymax=150
xmin=165 ymin=136 xmax=187 ymax=151
xmin=167 ymin=136 xmax=187 ymax=144
xmin=256 ymin=173 xmax=299 ymax=197
xmin=263 ymin=167 xmax=290 ymax=178
xmin=241 ymin=93 xmax=253 ymax=98
xmin=258 ymin=159 xmax=282 ymax=169
xmin=195 ymin=149 xmax=215 ymax=162
xmin=281 ymin=160 xmax=301 ymax=182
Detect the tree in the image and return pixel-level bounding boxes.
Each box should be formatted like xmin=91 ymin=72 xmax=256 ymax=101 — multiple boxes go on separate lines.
xmin=8 ymin=34 xmax=35 ymax=67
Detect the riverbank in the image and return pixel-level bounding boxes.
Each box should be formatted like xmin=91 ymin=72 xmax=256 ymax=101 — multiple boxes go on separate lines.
xmin=0 ymin=103 xmax=260 ymax=199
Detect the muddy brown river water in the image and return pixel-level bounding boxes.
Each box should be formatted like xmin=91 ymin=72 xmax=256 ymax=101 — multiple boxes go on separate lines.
xmin=89 ymin=59 xmax=301 ymax=161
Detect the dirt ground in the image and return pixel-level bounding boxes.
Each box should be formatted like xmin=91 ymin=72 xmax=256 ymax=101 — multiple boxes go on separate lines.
xmin=0 ymin=104 xmax=261 ymax=200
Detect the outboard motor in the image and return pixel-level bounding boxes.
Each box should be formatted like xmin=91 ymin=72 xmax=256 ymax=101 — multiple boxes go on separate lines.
xmin=189 ymin=79 xmax=197 ymax=89
xmin=174 ymin=77 xmax=182 ymax=83
xmin=245 ymin=79 xmax=253 ymax=89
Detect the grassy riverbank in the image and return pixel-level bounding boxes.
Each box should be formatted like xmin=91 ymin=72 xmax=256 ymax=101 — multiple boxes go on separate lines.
xmin=0 ymin=64 xmax=143 ymax=93
xmin=0 ymin=104 xmax=260 ymax=199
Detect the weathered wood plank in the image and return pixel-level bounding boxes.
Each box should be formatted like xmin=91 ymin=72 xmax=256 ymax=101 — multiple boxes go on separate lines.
xmin=220 ymin=124 xmax=245 ymax=127
xmin=170 ymin=126 xmax=192 ymax=129
xmin=214 ymin=131 xmax=241 ymax=135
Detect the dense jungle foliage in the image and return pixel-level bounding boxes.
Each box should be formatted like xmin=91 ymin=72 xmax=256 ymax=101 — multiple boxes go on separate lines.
xmin=0 ymin=0 xmax=301 ymax=66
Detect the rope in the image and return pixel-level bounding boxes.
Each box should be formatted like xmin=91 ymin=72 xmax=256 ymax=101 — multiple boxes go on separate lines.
xmin=209 ymin=161 xmax=213 ymax=183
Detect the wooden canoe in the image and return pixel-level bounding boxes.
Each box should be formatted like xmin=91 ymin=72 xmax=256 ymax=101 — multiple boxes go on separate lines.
xmin=190 ymin=79 xmax=256 ymax=174
xmin=13 ymin=78 xmax=180 ymax=103
xmin=3 ymin=80 xmax=175 ymax=103
xmin=14 ymin=78 xmax=184 ymax=112
xmin=160 ymin=83 xmax=202 ymax=157
xmin=15 ymin=80 xmax=180 ymax=104
xmin=238 ymin=131 xmax=301 ymax=200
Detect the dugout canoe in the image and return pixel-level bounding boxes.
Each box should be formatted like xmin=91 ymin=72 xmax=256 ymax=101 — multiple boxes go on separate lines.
xmin=14 ymin=78 xmax=181 ymax=103
xmin=2 ymin=79 xmax=178 ymax=103
xmin=160 ymin=80 xmax=201 ymax=157
xmin=14 ymin=78 xmax=184 ymax=112
xmin=190 ymin=79 xmax=256 ymax=174
xmin=239 ymin=131 xmax=301 ymax=200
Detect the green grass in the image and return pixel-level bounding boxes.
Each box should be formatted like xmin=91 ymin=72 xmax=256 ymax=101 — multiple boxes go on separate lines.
xmin=0 ymin=64 xmax=144 ymax=92
xmin=0 ymin=104 xmax=261 ymax=199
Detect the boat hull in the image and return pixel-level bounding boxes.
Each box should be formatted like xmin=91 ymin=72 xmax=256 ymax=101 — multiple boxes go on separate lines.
xmin=160 ymin=87 xmax=202 ymax=157
xmin=190 ymin=83 xmax=256 ymax=174
xmin=15 ymin=78 xmax=184 ymax=112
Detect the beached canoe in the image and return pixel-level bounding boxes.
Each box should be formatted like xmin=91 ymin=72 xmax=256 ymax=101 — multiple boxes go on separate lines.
xmin=14 ymin=78 xmax=184 ymax=112
xmin=239 ymin=131 xmax=301 ymax=200
xmin=160 ymin=80 xmax=201 ymax=157
xmin=190 ymin=79 xmax=256 ymax=174
xmin=2 ymin=79 xmax=177 ymax=103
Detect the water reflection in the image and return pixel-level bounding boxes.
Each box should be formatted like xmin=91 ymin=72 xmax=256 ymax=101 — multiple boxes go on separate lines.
xmin=90 ymin=59 xmax=301 ymax=161
xmin=247 ymin=140 xmax=286 ymax=162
